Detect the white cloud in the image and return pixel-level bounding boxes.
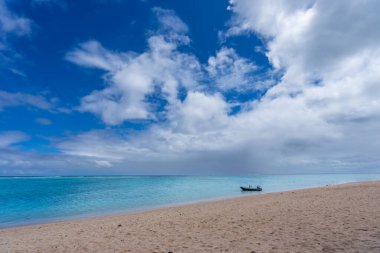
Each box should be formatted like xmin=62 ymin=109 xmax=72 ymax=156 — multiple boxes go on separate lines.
xmin=0 ymin=0 xmax=31 ymax=37
xmin=207 ymin=47 xmax=258 ymax=91
xmin=67 ymin=37 xmax=201 ymax=125
xmin=66 ymin=11 xmax=265 ymax=126
xmin=168 ymin=92 xmax=229 ymax=134
xmin=0 ymin=148 xmax=127 ymax=175
xmin=226 ymin=0 xmax=380 ymax=171
xmin=58 ymin=2 xmax=380 ymax=174
xmin=66 ymin=40 xmax=126 ymax=71
xmin=8 ymin=67 xmax=27 ymax=78
xmin=0 ymin=0 xmax=32 ymax=69
xmin=153 ymin=7 xmax=188 ymax=34
xmin=0 ymin=131 xmax=29 ymax=149
xmin=0 ymin=90 xmax=55 ymax=111
xmin=95 ymin=160 xmax=112 ymax=168
xmin=0 ymin=0 xmax=63 ymax=69
xmin=227 ymin=0 xmax=380 ymax=119
xmin=66 ymin=9 xmax=201 ymax=125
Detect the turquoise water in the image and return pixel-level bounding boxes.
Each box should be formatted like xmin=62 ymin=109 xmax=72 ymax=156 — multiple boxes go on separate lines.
xmin=1 ymin=174 xmax=380 ymax=228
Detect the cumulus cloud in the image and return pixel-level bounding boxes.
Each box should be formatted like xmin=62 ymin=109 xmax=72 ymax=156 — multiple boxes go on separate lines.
xmin=207 ymin=47 xmax=258 ymax=91
xmin=226 ymin=0 xmax=380 ymax=171
xmin=168 ymin=92 xmax=229 ymax=134
xmin=227 ymin=0 xmax=380 ymax=121
xmin=58 ymin=2 xmax=380 ymax=175
xmin=66 ymin=9 xmax=261 ymax=126
xmin=66 ymin=9 xmax=201 ymax=125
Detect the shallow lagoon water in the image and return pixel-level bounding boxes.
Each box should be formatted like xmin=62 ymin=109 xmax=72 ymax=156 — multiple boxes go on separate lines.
xmin=1 ymin=174 xmax=380 ymax=228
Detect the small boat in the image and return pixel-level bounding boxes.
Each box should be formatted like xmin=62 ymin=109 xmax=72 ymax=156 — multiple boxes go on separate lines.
xmin=240 ymin=185 xmax=262 ymax=192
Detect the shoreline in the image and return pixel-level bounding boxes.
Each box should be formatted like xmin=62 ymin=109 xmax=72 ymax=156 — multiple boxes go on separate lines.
xmin=1 ymin=180 xmax=380 ymax=252
xmin=0 ymin=180 xmax=371 ymax=230
xmin=0 ymin=180 xmax=378 ymax=230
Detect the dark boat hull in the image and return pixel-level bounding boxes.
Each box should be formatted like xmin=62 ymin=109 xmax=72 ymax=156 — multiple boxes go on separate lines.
xmin=240 ymin=186 xmax=262 ymax=192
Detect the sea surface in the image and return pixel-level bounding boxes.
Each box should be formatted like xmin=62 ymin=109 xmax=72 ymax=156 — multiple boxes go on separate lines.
xmin=1 ymin=174 xmax=380 ymax=228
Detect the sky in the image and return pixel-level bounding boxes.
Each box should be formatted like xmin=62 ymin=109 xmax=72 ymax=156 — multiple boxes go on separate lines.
xmin=1 ymin=0 xmax=380 ymax=175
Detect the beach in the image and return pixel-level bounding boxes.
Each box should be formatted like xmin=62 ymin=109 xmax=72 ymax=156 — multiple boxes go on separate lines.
xmin=1 ymin=181 xmax=380 ymax=253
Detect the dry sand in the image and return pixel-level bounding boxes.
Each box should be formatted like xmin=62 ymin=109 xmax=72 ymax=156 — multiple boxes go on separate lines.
xmin=1 ymin=181 xmax=380 ymax=253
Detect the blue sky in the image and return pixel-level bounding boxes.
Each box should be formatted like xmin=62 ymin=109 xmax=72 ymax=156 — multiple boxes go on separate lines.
xmin=1 ymin=0 xmax=380 ymax=175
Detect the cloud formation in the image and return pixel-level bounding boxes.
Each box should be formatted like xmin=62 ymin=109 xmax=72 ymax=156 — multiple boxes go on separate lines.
xmin=207 ymin=47 xmax=258 ymax=91
xmin=66 ymin=9 xmax=202 ymax=125
xmin=226 ymin=0 xmax=380 ymax=171
xmin=66 ymin=8 xmax=260 ymax=125
xmin=8 ymin=2 xmax=380 ymax=175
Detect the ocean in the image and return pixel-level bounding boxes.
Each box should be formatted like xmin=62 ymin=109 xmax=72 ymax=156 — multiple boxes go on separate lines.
xmin=1 ymin=174 xmax=379 ymax=228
